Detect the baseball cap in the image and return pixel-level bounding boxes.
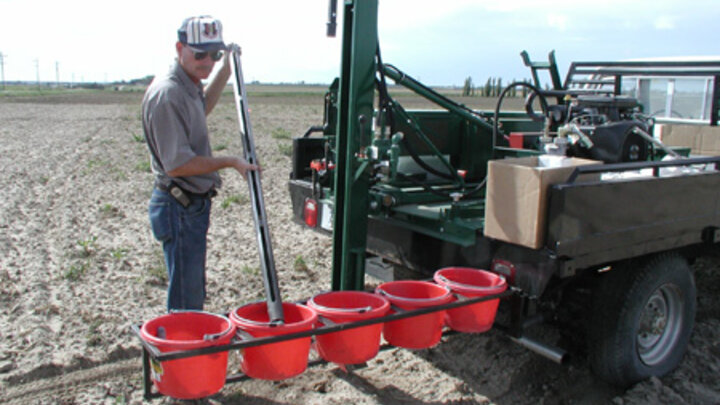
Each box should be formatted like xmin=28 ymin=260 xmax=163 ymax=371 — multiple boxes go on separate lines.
xmin=177 ymin=16 xmax=226 ymax=52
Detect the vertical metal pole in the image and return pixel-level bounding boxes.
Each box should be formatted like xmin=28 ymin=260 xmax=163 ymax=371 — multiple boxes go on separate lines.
xmin=0 ymin=53 xmax=5 ymax=90
xmin=331 ymin=0 xmax=378 ymax=291
xmin=637 ymin=78 xmax=650 ymax=114
xmin=547 ymin=50 xmax=563 ymax=91
xmin=326 ymin=0 xmax=338 ymax=37
xmin=701 ymin=78 xmax=711 ymax=121
xmin=142 ymin=348 xmax=153 ymax=400
xmin=711 ymin=75 xmax=720 ymax=126
xmin=230 ymin=51 xmax=284 ymax=322
xmin=614 ymin=74 xmax=622 ymax=95
xmin=665 ymin=79 xmax=675 ymax=118
xmin=34 ymin=59 xmax=39 ymax=88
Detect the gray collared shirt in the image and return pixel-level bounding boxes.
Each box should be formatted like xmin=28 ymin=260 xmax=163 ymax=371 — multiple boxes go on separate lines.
xmin=142 ymin=61 xmax=221 ymax=194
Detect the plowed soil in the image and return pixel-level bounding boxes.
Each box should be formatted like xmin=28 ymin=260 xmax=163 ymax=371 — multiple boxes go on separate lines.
xmin=0 ymin=90 xmax=718 ymax=404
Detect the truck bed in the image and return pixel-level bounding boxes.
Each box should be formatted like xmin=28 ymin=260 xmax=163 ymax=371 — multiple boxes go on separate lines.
xmin=547 ymin=156 xmax=720 ymax=275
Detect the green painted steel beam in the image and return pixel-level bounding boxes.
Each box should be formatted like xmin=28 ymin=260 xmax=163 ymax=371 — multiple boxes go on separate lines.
xmin=382 ymin=64 xmax=495 ymax=133
xmin=331 ymin=0 xmax=378 ymax=291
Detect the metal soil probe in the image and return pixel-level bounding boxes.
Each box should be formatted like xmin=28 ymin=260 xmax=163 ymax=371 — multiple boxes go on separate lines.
xmin=230 ymin=49 xmax=284 ymax=324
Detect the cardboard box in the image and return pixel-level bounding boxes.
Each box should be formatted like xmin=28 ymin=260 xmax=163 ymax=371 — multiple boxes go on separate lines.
xmin=484 ymin=156 xmax=599 ymax=249
xmin=657 ymin=124 xmax=720 ymax=156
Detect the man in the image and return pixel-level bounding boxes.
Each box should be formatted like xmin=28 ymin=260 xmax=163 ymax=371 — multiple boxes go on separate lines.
xmin=142 ymin=16 xmax=257 ymax=311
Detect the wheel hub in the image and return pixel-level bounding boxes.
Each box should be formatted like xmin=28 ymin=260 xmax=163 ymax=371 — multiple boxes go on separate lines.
xmin=636 ymin=284 xmax=684 ymax=366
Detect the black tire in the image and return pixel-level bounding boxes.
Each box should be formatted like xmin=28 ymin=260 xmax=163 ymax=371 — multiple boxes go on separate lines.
xmin=588 ymin=253 xmax=696 ymax=387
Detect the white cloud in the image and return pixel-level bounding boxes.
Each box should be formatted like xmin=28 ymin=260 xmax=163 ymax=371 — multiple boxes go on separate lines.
xmin=546 ymin=14 xmax=569 ymax=31
xmin=654 ymin=16 xmax=676 ymax=30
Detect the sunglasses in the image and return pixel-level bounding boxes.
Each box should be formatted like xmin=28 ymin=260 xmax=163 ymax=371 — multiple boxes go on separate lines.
xmin=191 ymin=49 xmax=223 ymax=62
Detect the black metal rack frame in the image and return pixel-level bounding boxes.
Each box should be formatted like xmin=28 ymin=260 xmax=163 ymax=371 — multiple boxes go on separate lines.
xmin=131 ymin=288 xmax=516 ymax=400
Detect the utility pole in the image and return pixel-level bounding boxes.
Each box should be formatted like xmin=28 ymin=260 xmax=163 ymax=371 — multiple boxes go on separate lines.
xmin=0 ymin=52 xmax=5 ymax=90
xmin=34 ymin=59 xmax=39 ymax=88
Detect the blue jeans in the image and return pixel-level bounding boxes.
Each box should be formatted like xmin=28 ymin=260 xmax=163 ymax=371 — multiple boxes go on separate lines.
xmin=149 ymin=189 xmax=211 ymax=311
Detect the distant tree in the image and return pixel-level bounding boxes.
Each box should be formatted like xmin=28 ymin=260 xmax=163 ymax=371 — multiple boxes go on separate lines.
xmin=496 ymin=78 xmax=503 ymax=97
xmin=484 ymin=78 xmax=492 ymax=97
xmin=462 ymin=76 xmax=474 ymax=96
xmin=129 ymin=75 xmax=154 ymax=86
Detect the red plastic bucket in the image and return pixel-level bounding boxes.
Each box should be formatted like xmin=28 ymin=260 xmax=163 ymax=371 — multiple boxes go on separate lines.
xmin=375 ymin=281 xmax=453 ymax=349
xmin=230 ymin=302 xmax=317 ymax=380
xmin=307 ymin=291 xmax=390 ymax=364
xmin=140 ymin=311 xmax=235 ymax=399
xmin=434 ymin=267 xmax=507 ymax=333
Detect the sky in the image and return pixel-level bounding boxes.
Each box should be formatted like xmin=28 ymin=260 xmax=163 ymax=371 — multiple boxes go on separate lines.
xmin=1 ymin=0 xmax=719 ymax=86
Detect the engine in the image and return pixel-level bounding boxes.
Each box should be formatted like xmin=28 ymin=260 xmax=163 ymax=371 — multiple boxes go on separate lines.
xmin=541 ymin=94 xmax=653 ymax=163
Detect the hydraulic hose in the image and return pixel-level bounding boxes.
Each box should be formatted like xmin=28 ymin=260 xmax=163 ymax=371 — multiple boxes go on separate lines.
xmin=492 ymin=82 xmax=549 ymax=158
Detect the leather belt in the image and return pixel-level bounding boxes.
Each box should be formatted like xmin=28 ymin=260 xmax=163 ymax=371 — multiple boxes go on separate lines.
xmin=155 ymin=181 xmax=217 ymax=199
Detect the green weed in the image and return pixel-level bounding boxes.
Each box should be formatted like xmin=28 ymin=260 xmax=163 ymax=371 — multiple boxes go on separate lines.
xmin=135 ymin=161 xmax=151 ymax=173
xmin=100 ymin=203 xmax=120 ymax=217
xmin=111 ymin=167 xmax=128 ymax=181
xmin=146 ymin=250 xmax=167 ymax=285
xmin=241 ymin=265 xmax=259 ymax=276
xmin=131 ymin=132 xmax=144 ymax=143
xmin=271 ymin=127 xmax=292 ymax=140
xmin=77 ymin=236 xmax=97 ymax=258
xmin=294 ymin=255 xmax=309 ymax=273
xmin=110 ymin=247 xmax=128 ymax=260
xmin=86 ymin=159 xmax=109 ymax=169
xmin=86 ymin=319 xmax=103 ymax=347
xmin=213 ymin=143 xmax=228 ymax=151
xmin=65 ymin=261 xmax=88 ymax=281
xmin=221 ymin=194 xmax=248 ymax=209
xmin=278 ymin=142 xmax=293 ymax=157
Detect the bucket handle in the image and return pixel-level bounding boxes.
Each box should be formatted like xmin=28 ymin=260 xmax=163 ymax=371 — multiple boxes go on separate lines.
xmin=164 ymin=309 xmax=233 ymax=341
xmin=232 ymin=315 xmax=286 ymax=328
xmin=308 ymin=299 xmax=373 ymax=314
xmin=235 ymin=329 xmax=255 ymax=341
xmin=436 ymin=274 xmax=506 ymax=291
xmin=203 ymin=331 xmax=227 ymax=341
xmin=377 ymin=285 xmax=451 ymax=302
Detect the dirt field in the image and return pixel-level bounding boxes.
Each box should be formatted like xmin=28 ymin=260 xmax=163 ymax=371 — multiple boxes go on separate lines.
xmin=0 ymin=89 xmax=718 ymax=404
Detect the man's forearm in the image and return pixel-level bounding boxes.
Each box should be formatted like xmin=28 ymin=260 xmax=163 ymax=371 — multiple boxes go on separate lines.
xmin=166 ymin=155 xmax=238 ymax=178
xmin=204 ymin=63 xmax=231 ymax=115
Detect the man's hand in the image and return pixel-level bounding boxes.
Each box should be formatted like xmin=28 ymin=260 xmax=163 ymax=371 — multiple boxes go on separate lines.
xmin=227 ymin=43 xmax=241 ymax=55
xmin=232 ymin=157 xmax=259 ymax=180
xmin=222 ymin=43 xmax=242 ymax=71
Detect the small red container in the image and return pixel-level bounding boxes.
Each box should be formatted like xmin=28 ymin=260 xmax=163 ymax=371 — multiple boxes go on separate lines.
xmin=304 ymin=198 xmax=318 ymax=228
xmin=307 ymin=291 xmax=390 ymax=364
xmin=140 ymin=311 xmax=235 ymax=399
xmin=375 ymin=281 xmax=453 ymax=349
xmin=230 ymin=302 xmax=317 ymax=380
xmin=509 ymin=132 xmax=524 ymax=148
xmin=434 ymin=267 xmax=507 ymax=333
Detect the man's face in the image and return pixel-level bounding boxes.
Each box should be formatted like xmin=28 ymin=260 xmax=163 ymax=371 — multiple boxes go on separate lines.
xmin=176 ymin=42 xmax=217 ymax=82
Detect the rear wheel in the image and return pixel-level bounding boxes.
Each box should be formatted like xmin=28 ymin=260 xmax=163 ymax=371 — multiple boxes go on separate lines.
xmin=589 ymin=253 xmax=696 ymax=387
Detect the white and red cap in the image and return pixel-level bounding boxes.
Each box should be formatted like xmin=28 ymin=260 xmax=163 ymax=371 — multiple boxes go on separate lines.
xmin=177 ymin=16 xmax=226 ymax=52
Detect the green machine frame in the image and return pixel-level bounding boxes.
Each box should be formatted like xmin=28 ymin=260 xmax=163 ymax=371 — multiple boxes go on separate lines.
xmin=330 ymin=0 xmax=378 ymax=290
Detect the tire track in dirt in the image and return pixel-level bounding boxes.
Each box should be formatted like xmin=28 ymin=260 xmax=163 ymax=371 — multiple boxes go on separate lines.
xmin=1 ymin=357 xmax=141 ymax=404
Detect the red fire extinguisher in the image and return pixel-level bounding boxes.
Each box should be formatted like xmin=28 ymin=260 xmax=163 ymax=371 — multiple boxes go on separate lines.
xmin=304 ymin=198 xmax=318 ymax=228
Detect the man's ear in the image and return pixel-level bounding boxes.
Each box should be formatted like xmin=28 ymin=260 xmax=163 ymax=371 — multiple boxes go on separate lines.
xmin=175 ymin=41 xmax=183 ymax=56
